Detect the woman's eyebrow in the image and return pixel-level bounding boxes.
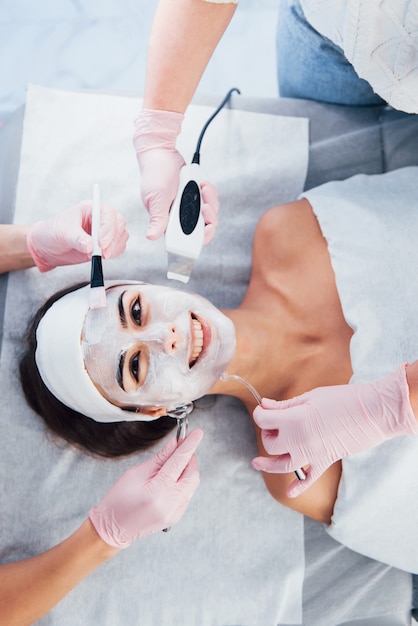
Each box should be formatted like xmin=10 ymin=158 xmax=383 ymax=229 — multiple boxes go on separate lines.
xmin=117 ymin=351 xmax=126 ymax=391
xmin=118 ymin=290 xmax=127 ymax=328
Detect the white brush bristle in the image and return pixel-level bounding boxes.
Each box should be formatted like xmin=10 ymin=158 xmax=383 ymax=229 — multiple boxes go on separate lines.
xmin=89 ymin=286 xmax=107 ymax=310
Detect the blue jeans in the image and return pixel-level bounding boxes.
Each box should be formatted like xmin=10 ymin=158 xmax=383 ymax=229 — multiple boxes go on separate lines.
xmin=276 ymin=0 xmax=386 ymax=106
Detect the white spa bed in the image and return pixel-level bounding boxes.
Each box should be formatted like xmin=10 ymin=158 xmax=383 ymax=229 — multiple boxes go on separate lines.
xmin=1 ymin=87 xmax=418 ymax=626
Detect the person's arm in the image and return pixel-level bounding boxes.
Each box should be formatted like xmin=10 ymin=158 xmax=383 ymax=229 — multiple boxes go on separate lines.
xmin=0 ymin=520 xmax=118 ymax=626
xmin=134 ymin=0 xmax=236 ymax=241
xmin=144 ymin=0 xmax=237 ymax=112
xmin=0 ymin=202 xmax=128 ymax=275
xmin=252 ymin=363 xmax=418 ymax=497
xmin=0 ymin=430 xmax=202 ymax=625
xmin=0 ymin=224 xmax=34 ymax=274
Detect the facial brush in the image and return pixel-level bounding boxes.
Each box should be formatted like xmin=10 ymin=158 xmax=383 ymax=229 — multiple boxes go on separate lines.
xmin=89 ymin=183 xmax=107 ymax=309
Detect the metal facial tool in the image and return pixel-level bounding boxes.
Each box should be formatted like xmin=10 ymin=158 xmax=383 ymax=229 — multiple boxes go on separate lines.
xmin=162 ymin=402 xmax=194 ymax=532
xmin=220 ymin=372 xmax=307 ymax=481
xmin=167 ymin=402 xmax=194 ymax=442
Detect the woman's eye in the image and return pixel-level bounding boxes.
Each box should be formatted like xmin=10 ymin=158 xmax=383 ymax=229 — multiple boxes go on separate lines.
xmin=131 ymin=297 xmax=142 ymax=326
xmin=130 ymin=352 xmax=140 ymax=383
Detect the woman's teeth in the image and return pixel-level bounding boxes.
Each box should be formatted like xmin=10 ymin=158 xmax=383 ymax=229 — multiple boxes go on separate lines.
xmin=190 ymin=317 xmax=204 ymax=366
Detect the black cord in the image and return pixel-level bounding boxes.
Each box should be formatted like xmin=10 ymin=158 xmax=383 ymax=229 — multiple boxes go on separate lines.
xmin=191 ymin=87 xmax=241 ymax=164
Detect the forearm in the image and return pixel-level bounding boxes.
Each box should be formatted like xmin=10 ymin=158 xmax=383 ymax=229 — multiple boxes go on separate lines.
xmin=0 ymin=520 xmax=119 ymax=626
xmin=0 ymin=225 xmax=34 ymax=274
xmin=144 ymin=0 xmax=237 ymax=112
xmin=405 ymin=360 xmax=418 ymax=418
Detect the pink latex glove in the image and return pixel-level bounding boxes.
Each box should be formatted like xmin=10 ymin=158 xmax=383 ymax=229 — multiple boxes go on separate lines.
xmin=27 ymin=201 xmax=129 ymax=272
xmin=252 ymin=364 xmax=418 ymax=498
xmin=133 ymin=109 xmax=219 ymax=243
xmin=89 ymin=429 xmax=203 ymax=549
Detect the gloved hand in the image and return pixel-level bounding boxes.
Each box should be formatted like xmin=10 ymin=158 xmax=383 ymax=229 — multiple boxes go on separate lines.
xmin=27 ymin=201 xmax=128 ymax=272
xmin=89 ymin=429 xmax=203 ymax=549
xmin=252 ymin=364 xmax=418 ymax=498
xmin=133 ymin=109 xmax=219 ymax=243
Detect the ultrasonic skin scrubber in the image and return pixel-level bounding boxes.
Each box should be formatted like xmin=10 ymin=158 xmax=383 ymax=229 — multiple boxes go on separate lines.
xmin=165 ymin=163 xmax=205 ymax=283
xmin=165 ymin=88 xmax=240 ymax=283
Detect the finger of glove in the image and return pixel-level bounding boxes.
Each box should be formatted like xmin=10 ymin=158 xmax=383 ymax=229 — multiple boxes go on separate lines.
xmin=158 ymin=428 xmax=204 ymax=482
xmin=64 ymin=218 xmax=92 ymax=254
xmin=201 ymin=204 xmax=219 ymax=246
xmin=72 ymin=232 xmax=93 ymax=255
xmin=260 ymin=427 xmax=293 ymax=456
xmin=108 ymin=437 xmax=180 ymax=496
xmin=252 ymin=403 xmax=284 ymax=430
xmin=143 ymin=178 xmax=180 ymax=239
xmin=252 ymin=453 xmax=296 ymax=474
xmin=103 ymin=227 xmax=129 ymax=258
xmin=146 ymin=213 xmax=169 ymax=240
xmin=31 ymin=221 xmax=92 ymax=265
xmin=201 ymin=201 xmax=219 ymax=228
xmin=203 ymin=222 xmax=216 ymax=245
xmin=164 ymin=456 xmax=200 ymax=527
xmin=253 ymin=398 xmax=309 ymax=431
xmin=149 ymin=436 xmax=179 ymax=471
xmin=261 ymin=395 xmax=307 ymax=411
xmin=100 ymin=207 xmax=129 ymax=258
xmin=58 ymin=202 xmax=93 ymax=254
xmin=79 ymin=197 xmax=127 ymax=256
xmin=201 ymin=182 xmax=219 ymax=245
xmin=139 ymin=150 xmax=185 ymax=239
xmin=110 ymin=451 xmax=169 ymax=494
xmin=286 ymin=466 xmax=323 ymax=498
xmin=52 ymin=207 xmax=93 ymax=252
xmin=168 ymin=501 xmax=194 ymax=528
xmin=77 ymin=199 xmax=92 ymax=226
xmin=176 ymin=454 xmax=200 ymax=491
xmin=200 ymin=181 xmax=219 ymax=215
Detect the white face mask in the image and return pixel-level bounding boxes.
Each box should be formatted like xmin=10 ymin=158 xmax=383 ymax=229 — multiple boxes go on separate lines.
xmin=81 ymin=283 xmax=236 ymax=410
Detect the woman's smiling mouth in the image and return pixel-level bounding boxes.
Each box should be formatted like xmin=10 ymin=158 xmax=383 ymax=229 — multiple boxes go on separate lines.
xmin=189 ymin=314 xmax=204 ymax=367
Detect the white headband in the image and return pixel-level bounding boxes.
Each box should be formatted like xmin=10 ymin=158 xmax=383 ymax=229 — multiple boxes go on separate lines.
xmin=35 ymin=281 xmax=159 ymax=423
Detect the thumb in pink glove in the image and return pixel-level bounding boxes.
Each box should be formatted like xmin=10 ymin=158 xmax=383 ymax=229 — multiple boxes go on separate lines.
xmin=27 ymin=201 xmax=129 ymax=272
xmin=89 ymin=429 xmax=203 ymax=549
xmin=252 ymin=364 xmax=418 ymax=498
xmin=133 ymin=109 xmax=219 ymax=243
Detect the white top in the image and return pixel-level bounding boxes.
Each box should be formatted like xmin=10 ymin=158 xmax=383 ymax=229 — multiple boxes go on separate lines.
xmin=304 ymin=166 xmax=418 ymax=573
xmin=204 ymin=0 xmax=418 ymax=113
xmin=300 ymin=0 xmax=418 ymax=113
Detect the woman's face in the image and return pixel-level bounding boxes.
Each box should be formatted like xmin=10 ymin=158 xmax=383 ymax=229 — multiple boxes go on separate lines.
xmin=81 ymin=283 xmax=236 ymax=410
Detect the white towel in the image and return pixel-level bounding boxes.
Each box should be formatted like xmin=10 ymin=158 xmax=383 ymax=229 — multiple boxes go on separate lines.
xmin=304 ymin=166 xmax=418 ymax=573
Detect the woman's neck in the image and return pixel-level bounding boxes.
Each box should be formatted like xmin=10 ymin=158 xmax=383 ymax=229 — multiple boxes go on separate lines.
xmin=207 ymin=198 xmax=355 ymax=411
xmin=209 ymin=307 xmax=296 ymax=409
xmin=208 ymin=303 xmax=349 ymax=413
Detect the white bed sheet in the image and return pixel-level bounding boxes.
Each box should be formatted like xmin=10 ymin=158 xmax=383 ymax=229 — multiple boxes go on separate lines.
xmin=305 ymin=167 xmax=418 ymax=574
xmin=0 ymin=84 xmax=309 ymax=625
xmin=1 ymin=85 xmax=416 ymax=626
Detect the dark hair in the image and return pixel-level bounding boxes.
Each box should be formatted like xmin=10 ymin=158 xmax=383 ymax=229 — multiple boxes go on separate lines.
xmin=19 ymin=282 xmax=175 ymax=458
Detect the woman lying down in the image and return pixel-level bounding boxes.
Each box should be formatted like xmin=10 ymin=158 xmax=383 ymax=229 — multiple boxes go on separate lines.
xmin=20 ymin=165 xmax=418 ymax=573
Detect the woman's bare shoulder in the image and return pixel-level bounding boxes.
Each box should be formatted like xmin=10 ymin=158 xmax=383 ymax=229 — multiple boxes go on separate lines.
xmin=253 ymin=198 xmax=324 ymax=265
